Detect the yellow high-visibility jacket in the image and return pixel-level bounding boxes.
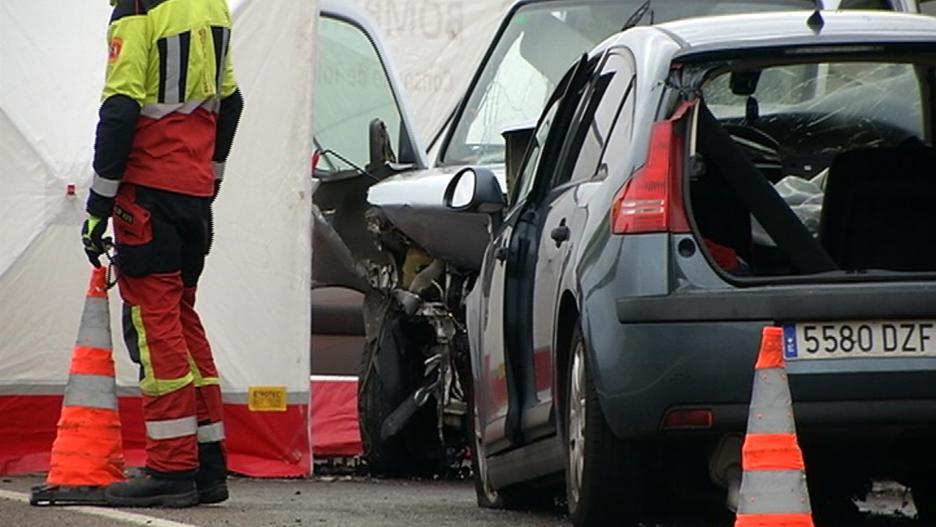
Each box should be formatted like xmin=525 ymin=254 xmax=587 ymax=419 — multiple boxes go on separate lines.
xmin=89 ymin=0 xmax=244 ymax=216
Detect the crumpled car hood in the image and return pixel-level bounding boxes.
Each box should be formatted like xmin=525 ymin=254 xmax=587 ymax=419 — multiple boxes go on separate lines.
xmin=367 ymin=165 xmax=506 ymax=272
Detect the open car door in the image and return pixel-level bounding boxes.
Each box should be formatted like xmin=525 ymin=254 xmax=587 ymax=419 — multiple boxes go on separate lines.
xmin=312 ymin=1 xmax=427 ymax=292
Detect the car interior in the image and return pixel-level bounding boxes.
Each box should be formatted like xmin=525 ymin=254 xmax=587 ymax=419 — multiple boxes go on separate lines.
xmin=689 ymin=58 xmax=936 ymax=279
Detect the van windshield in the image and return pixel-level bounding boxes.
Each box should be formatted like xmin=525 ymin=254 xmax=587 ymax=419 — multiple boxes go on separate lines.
xmin=440 ymin=0 xmax=815 ymax=166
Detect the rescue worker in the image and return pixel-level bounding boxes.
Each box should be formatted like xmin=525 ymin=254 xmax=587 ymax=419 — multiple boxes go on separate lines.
xmin=81 ymin=0 xmax=244 ymax=508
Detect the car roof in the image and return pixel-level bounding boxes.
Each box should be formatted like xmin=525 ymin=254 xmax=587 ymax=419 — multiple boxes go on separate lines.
xmin=617 ymin=10 xmax=936 ymax=58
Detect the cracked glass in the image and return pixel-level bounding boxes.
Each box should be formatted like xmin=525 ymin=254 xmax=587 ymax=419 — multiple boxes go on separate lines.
xmin=440 ymin=0 xmax=814 ymax=166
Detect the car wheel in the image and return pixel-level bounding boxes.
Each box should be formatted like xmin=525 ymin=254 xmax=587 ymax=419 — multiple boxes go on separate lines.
xmin=564 ymin=324 xmax=646 ymax=527
xmin=807 ymin=462 xmax=867 ymax=525
xmin=358 ymin=337 xmax=439 ymax=476
xmin=911 ymin=479 xmax=936 ymax=521
xmin=469 ymin=391 xmax=504 ymax=508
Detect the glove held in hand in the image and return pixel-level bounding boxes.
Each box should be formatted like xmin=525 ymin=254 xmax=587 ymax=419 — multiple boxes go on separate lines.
xmin=81 ymin=215 xmax=108 ymax=268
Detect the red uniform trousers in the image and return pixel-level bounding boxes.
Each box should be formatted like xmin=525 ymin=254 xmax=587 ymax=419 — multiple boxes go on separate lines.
xmin=113 ymin=183 xmax=225 ymax=478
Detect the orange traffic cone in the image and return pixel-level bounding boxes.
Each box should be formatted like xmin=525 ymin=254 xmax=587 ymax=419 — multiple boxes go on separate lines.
xmin=30 ymin=267 xmax=125 ymax=506
xmin=734 ymin=327 xmax=814 ymax=527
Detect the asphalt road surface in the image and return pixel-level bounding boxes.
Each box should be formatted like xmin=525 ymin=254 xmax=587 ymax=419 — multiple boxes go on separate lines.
xmin=0 ymin=475 xmax=921 ymax=527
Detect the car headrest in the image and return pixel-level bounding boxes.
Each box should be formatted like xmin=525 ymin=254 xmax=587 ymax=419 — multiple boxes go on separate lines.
xmin=820 ymin=141 xmax=936 ymax=271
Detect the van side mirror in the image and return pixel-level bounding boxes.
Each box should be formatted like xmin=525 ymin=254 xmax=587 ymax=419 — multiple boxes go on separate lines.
xmin=444 ymin=167 xmax=506 ymax=214
xmin=501 ymin=125 xmax=535 ymax=196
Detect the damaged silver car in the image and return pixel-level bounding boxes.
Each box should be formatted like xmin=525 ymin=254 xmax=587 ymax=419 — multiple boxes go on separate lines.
xmin=309 ymin=0 xmax=914 ymax=477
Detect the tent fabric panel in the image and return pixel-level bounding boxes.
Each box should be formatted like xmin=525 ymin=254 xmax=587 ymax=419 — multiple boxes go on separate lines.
xmin=0 ymin=395 xmax=310 ymax=477
xmin=0 ymin=111 xmax=50 ymax=279
xmin=310 ymin=378 xmax=362 ymax=457
xmin=0 ymin=0 xmax=316 ymax=391
xmin=0 ymin=0 xmax=317 ymax=476
xmin=347 ymin=0 xmax=513 ymax=143
xmin=197 ymin=0 xmax=315 ymax=395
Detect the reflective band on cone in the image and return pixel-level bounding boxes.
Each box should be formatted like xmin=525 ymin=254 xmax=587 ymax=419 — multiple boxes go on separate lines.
xmin=63 ymin=374 xmax=118 ymax=410
xmin=45 ymin=267 xmax=126 ymax=488
xmin=734 ymin=327 xmax=814 ymax=527
xmin=737 ymin=471 xmax=811 ymax=514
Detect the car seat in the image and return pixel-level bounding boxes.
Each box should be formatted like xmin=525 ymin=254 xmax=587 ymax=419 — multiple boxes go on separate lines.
xmin=820 ymin=140 xmax=936 ymax=272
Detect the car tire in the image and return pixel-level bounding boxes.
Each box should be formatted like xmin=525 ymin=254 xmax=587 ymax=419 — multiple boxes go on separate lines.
xmin=467 ymin=352 xmax=553 ymax=510
xmin=468 ymin=383 xmax=506 ymax=509
xmin=911 ymin=479 xmax=936 ymax=521
xmin=358 ymin=337 xmax=439 ymax=476
xmin=807 ymin=460 xmax=867 ymax=525
xmin=564 ymin=324 xmax=646 ymax=527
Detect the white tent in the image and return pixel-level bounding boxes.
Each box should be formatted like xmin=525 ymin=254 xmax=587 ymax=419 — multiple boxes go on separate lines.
xmin=0 ymin=0 xmax=317 ymax=477
xmin=349 ymin=0 xmax=514 ymax=143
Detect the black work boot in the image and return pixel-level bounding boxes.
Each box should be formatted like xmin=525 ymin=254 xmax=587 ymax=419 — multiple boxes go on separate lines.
xmin=195 ymin=441 xmax=229 ymax=504
xmin=104 ymin=470 xmax=197 ymax=508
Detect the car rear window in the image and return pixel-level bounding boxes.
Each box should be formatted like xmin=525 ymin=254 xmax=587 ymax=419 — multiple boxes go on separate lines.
xmin=689 ymin=58 xmax=934 ymax=280
xmin=703 ymin=62 xmax=925 ymax=152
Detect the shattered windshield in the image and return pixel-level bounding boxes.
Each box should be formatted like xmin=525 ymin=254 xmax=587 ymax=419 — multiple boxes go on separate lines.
xmin=692 ymin=58 xmax=932 ymax=278
xmin=440 ymin=0 xmax=815 ymax=166
xmin=703 ymin=62 xmax=924 ymax=154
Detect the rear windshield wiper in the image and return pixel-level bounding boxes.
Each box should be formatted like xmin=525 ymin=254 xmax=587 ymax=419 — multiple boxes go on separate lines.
xmin=621 ymin=0 xmax=652 ymax=32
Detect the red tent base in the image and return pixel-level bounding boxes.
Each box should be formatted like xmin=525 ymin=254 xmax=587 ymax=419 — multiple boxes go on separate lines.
xmin=0 ymin=394 xmax=310 ymax=477
xmin=310 ymin=376 xmax=361 ymax=458
xmin=0 ymin=376 xmax=361 ymax=476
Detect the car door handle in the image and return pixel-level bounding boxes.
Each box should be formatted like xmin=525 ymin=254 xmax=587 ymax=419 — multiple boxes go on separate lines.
xmin=550 ymin=223 xmax=570 ymax=246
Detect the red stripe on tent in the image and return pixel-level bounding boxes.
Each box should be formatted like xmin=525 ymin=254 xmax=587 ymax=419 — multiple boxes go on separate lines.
xmin=310 ymin=378 xmax=361 ymax=457
xmin=0 ymin=395 xmax=309 ymax=477
xmin=0 ymin=377 xmax=364 ymax=475
xmin=742 ymin=433 xmax=805 ymax=471
xmin=225 ymin=402 xmax=311 ymax=477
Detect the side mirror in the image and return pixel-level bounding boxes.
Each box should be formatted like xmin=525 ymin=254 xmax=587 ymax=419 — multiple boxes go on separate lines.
xmin=444 ymin=167 xmax=506 ymax=214
xmin=501 ymin=125 xmax=535 ymax=197
xmin=367 ymin=118 xmax=396 ymax=172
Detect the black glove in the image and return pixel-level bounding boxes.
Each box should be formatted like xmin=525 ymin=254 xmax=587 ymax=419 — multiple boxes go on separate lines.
xmin=81 ymin=215 xmax=108 ymax=268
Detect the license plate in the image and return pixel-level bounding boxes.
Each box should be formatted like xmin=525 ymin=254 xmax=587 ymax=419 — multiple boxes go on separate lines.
xmin=783 ymin=321 xmax=936 ymax=360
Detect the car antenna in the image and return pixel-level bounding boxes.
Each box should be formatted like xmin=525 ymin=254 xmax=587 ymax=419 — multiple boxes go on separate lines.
xmin=807 ymin=9 xmax=824 ymax=33
xmin=621 ymin=0 xmax=651 ymax=31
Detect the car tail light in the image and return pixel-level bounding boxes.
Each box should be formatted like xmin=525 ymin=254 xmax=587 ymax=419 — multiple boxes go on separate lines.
xmin=662 ymin=409 xmax=713 ymax=430
xmin=610 ymin=110 xmax=692 ymax=235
